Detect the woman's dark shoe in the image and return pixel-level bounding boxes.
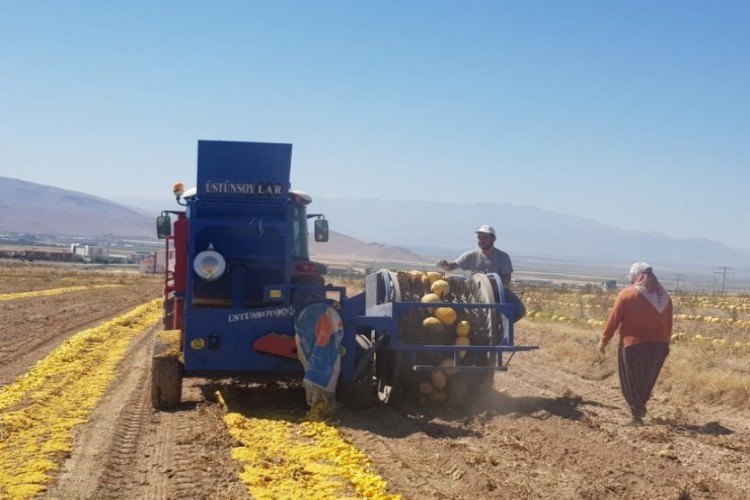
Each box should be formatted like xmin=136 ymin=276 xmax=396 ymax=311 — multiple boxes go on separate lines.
xmin=621 ymin=417 xmax=644 ymax=427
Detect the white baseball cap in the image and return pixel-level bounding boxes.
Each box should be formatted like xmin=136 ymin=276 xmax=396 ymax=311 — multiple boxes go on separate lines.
xmin=475 ymin=225 xmax=496 ymax=236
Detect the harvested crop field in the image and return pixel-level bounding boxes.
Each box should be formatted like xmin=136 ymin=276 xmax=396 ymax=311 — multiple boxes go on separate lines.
xmin=1 ymin=262 xmax=748 ymax=499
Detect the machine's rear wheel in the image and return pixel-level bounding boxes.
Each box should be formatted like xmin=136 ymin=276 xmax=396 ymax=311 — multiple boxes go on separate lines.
xmin=376 ymin=350 xmax=408 ymax=406
xmin=151 ymin=330 xmax=183 ymax=410
xmin=337 ymin=333 xmax=377 ymax=410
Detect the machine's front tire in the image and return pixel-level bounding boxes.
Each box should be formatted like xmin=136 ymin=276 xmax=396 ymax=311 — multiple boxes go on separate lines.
xmin=292 ymin=275 xmax=326 ymax=303
xmin=151 ymin=330 xmax=183 ymax=410
xmin=162 ymin=293 xmax=175 ymax=330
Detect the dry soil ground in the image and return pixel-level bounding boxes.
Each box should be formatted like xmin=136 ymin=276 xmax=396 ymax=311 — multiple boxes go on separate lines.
xmin=1 ymin=263 xmax=748 ymax=499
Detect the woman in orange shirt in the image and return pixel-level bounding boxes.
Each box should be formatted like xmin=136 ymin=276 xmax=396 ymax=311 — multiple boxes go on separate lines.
xmin=599 ymin=262 xmax=672 ymax=426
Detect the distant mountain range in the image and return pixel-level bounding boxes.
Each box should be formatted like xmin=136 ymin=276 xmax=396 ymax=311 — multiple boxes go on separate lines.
xmin=309 ymin=231 xmax=427 ymax=264
xmin=0 ymin=177 xmax=425 ymax=263
xmin=2 ymin=176 xmax=749 ymax=278
xmin=0 ymin=177 xmax=155 ymax=239
xmin=311 ymin=198 xmax=750 ymax=271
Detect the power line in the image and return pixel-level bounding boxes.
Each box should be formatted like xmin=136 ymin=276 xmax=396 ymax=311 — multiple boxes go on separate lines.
xmin=714 ymin=266 xmax=733 ymax=293
xmin=674 ymin=274 xmax=685 ymax=292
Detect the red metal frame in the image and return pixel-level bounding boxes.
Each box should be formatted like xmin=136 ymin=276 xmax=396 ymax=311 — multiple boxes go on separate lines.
xmin=163 ymin=213 xmax=189 ymax=331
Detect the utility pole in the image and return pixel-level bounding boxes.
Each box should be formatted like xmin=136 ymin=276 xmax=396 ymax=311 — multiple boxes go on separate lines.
xmin=674 ymin=274 xmax=685 ymax=292
xmin=714 ymin=267 xmax=733 ymax=293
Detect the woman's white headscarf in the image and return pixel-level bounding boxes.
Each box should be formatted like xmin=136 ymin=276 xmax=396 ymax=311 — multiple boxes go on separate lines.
xmin=628 ymin=262 xmax=670 ymax=313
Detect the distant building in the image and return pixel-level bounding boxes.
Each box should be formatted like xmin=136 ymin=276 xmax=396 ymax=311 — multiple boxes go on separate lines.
xmin=139 ymin=249 xmax=172 ymax=274
xmin=70 ymin=244 xmax=107 ymax=258
xmin=0 ymin=246 xmax=70 ymax=262
xmin=602 ymin=279 xmax=617 ymax=291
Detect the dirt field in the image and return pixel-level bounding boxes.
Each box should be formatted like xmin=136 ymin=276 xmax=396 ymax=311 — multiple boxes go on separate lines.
xmin=1 ymin=263 xmax=748 ymax=499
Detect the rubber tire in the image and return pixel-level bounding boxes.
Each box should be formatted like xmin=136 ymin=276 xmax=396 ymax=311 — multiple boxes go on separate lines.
xmin=338 ymin=334 xmax=377 ymax=410
xmin=151 ymin=330 xmax=183 ymax=410
xmin=292 ymin=275 xmax=326 ymax=303
xmin=377 ymin=350 xmax=407 ymax=406
xmin=478 ymin=371 xmax=496 ymax=393
xmin=162 ymin=293 xmax=175 ymax=330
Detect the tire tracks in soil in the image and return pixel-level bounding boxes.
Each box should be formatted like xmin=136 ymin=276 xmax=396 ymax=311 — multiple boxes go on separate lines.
xmin=47 ymin=328 xmax=154 ymax=498
xmin=48 ymin=327 xmax=248 ymax=500
xmin=92 ymin=331 xmax=154 ymax=499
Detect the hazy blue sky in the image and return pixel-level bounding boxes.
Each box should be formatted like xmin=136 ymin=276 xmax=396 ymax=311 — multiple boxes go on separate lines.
xmin=1 ymin=1 xmax=748 ymax=248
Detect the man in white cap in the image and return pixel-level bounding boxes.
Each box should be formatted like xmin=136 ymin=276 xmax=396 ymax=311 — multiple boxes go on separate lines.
xmin=437 ymin=225 xmax=525 ymax=322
